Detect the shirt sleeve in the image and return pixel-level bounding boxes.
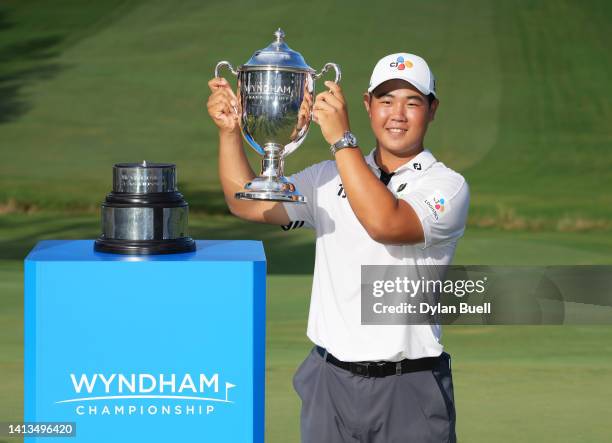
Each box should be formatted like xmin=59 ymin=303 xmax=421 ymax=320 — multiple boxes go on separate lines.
xmin=399 ymin=172 xmax=470 ymax=248
xmin=281 ymin=162 xmax=322 ymax=230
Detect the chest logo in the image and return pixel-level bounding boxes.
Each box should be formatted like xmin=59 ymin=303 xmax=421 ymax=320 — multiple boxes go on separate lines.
xmin=337 ymin=183 xmax=347 ymax=199
xmin=396 ymin=183 xmax=407 ymax=193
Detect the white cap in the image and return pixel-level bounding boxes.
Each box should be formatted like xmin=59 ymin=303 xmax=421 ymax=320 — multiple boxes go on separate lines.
xmin=368 ymin=53 xmax=437 ymax=98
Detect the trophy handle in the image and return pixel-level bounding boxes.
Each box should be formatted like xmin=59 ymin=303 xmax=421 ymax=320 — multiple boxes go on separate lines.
xmin=314 ymin=62 xmax=341 ymax=83
xmin=214 ymin=61 xmax=238 ymax=78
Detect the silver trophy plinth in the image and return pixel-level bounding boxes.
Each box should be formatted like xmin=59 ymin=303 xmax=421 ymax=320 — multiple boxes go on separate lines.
xmin=94 ymin=162 xmax=196 ymax=255
xmin=215 ymin=28 xmax=341 ymax=203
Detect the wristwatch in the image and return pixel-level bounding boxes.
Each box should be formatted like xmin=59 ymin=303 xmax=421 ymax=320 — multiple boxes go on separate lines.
xmin=330 ymin=131 xmax=358 ymax=156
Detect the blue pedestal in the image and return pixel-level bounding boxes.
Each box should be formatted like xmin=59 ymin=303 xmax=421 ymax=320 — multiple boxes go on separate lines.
xmin=24 ymin=240 xmax=266 ymax=443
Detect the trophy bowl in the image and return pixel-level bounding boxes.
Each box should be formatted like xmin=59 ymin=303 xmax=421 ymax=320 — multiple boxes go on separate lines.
xmin=215 ymin=28 xmax=341 ymax=203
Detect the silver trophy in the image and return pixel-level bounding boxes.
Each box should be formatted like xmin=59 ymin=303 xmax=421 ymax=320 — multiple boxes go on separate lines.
xmin=215 ymin=28 xmax=341 ymax=203
xmin=94 ymin=162 xmax=195 ymax=255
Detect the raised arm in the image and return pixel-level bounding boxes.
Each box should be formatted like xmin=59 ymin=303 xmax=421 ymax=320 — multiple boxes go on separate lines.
xmin=206 ymin=77 xmax=290 ymax=225
xmin=312 ymin=81 xmax=424 ymax=244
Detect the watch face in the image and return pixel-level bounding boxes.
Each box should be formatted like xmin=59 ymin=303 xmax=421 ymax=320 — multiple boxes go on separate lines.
xmin=347 ymin=133 xmax=357 ymax=145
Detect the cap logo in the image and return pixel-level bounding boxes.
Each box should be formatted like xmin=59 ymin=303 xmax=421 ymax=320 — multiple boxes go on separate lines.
xmin=389 ymin=56 xmax=413 ymax=71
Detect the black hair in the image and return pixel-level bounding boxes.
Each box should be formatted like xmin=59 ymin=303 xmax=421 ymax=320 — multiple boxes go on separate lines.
xmin=369 ymin=91 xmax=437 ymax=107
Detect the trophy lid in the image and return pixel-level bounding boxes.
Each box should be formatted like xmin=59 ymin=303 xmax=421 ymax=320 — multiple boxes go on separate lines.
xmin=242 ymin=28 xmax=314 ymax=72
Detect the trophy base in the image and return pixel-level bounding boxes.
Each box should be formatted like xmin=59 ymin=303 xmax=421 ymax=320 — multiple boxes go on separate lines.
xmin=235 ymin=176 xmax=306 ymax=203
xmin=236 ymin=190 xmax=306 ymax=203
xmin=94 ymin=237 xmax=196 ymax=255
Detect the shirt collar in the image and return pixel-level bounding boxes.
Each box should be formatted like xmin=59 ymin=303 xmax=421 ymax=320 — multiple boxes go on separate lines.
xmin=364 ymin=148 xmax=437 ymax=174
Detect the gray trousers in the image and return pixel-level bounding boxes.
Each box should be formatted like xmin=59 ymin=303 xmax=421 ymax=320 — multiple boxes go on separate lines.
xmin=293 ymin=347 xmax=456 ymax=443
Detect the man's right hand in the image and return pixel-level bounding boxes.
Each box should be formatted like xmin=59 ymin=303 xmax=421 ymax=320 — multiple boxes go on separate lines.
xmin=206 ymin=76 xmax=291 ymax=227
xmin=207 ymin=77 xmax=240 ymax=133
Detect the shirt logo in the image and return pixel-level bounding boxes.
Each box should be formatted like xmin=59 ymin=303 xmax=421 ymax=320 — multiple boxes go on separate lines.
xmin=424 ymin=191 xmax=449 ymax=222
xmin=396 ymin=183 xmax=407 ymax=193
xmin=389 ymin=56 xmax=413 ymax=71
xmin=281 ymin=221 xmax=305 ymax=231
xmin=413 ymin=162 xmax=422 ymax=170
xmin=337 ymin=183 xmax=347 ymax=198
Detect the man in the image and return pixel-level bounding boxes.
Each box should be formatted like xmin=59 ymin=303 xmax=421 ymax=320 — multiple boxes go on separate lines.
xmin=207 ymin=52 xmax=469 ymax=443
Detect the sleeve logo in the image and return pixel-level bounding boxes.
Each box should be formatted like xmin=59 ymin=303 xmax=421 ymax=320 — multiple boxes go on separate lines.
xmin=281 ymin=221 xmax=305 ymax=231
xmin=424 ymin=191 xmax=449 ymax=222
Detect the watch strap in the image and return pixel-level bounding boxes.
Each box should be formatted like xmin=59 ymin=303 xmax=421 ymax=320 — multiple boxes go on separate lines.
xmin=331 ymin=131 xmax=358 ymax=155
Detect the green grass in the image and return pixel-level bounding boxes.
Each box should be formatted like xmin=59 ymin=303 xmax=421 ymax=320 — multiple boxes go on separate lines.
xmin=0 ymin=261 xmax=23 ymax=428
xmin=1 ymin=0 xmax=611 ymax=441
xmin=1 ymin=0 xmax=611 ymax=225
xmin=2 ymin=212 xmax=612 ymax=270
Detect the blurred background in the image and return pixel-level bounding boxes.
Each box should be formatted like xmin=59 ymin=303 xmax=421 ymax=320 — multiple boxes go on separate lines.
xmin=0 ymin=0 xmax=610 ymax=441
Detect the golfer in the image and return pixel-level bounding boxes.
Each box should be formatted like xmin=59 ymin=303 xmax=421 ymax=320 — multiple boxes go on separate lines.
xmin=207 ymin=52 xmax=469 ymax=443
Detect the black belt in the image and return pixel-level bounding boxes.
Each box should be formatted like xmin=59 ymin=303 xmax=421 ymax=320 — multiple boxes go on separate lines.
xmin=316 ymin=346 xmax=440 ymax=378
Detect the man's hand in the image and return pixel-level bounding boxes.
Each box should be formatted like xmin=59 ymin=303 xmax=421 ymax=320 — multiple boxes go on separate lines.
xmin=207 ymin=77 xmax=240 ymax=133
xmin=290 ymin=90 xmax=313 ymax=140
xmin=206 ymin=77 xmax=291 ymax=227
xmin=313 ymin=81 xmax=350 ymax=145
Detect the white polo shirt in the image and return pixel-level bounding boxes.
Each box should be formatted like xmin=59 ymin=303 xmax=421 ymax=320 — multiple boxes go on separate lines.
xmin=283 ymin=149 xmax=470 ymax=362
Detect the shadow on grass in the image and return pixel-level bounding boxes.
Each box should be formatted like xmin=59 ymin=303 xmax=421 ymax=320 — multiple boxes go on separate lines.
xmin=191 ymin=217 xmax=315 ymax=275
xmin=0 ymin=9 xmax=65 ymax=124
xmin=180 ymin=184 xmax=231 ymax=215
xmin=0 ymin=212 xmax=316 ymax=275
xmin=0 ymin=217 xmax=97 ymax=260
xmin=179 ymin=186 xmax=316 ymax=274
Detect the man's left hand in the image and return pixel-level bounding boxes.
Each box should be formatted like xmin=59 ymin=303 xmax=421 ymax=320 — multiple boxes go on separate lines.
xmin=313 ymin=81 xmax=351 ymax=145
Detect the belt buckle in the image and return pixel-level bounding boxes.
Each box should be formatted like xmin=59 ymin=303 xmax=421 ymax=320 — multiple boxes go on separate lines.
xmin=351 ymin=362 xmax=371 ymax=377
xmin=374 ymin=361 xmax=387 ymax=377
